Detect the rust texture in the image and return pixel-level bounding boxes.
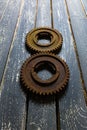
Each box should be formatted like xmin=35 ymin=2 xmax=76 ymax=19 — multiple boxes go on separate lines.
xmin=26 ymin=27 xmax=63 ymax=53
xmin=20 ymin=53 xmax=69 ymax=95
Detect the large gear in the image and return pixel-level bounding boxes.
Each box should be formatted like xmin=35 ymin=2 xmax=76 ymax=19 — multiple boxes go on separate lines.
xmin=20 ymin=53 xmax=70 ymax=95
xmin=26 ymin=27 xmax=63 ymax=53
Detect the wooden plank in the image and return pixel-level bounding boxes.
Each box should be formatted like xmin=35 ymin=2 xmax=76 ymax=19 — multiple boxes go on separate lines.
xmin=27 ymin=0 xmax=57 ymax=130
xmin=66 ymin=0 xmax=87 ymax=93
xmin=52 ymin=0 xmax=87 ymax=129
xmin=0 ymin=0 xmax=37 ymax=129
xmin=27 ymin=95 xmax=57 ymax=130
xmin=68 ymin=19 xmax=87 ymax=88
xmin=0 ymin=0 xmax=9 ymax=19
xmin=71 ymin=18 xmax=87 ymax=88
xmin=66 ymin=0 xmax=85 ymax=17
xmin=81 ymin=0 xmax=87 ymax=15
xmin=36 ymin=0 xmax=51 ymax=27
xmin=0 ymin=0 xmax=22 ymax=83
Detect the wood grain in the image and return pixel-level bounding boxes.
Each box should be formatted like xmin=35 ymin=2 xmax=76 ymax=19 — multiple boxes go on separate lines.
xmin=0 ymin=0 xmax=37 ymax=129
xmin=81 ymin=0 xmax=87 ymax=15
xmin=0 ymin=0 xmax=9 ymax=20
xmin=52 ymin=0 xmax=87 ymax=129
xmin=69 ymin=18 xmax=87 ymax=90
xmin=66 ymin=0 xmax=85 ymax=17
xmin=66 ymin=0 xmax=87 ymax=91
xmin=0 ymin=0 xmax=22 ymax=83
xmin=26 ymin=0 xmax=57 ymax=130
xmin=36 ymin=0 xmax=51 ymax=27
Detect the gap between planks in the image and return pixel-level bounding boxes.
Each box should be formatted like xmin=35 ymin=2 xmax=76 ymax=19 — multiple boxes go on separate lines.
xmin=50 ymin=0 xmax=61 ymax=130
xmin=64 ymin=0 xmax=87 ymax=105
xmin=25 ymin=0 xmax=38 ymax=130
xmin=0 ymin=0 xmax=24 ymax=94
xmin=50 ymin=0 xmax=54 ymax=28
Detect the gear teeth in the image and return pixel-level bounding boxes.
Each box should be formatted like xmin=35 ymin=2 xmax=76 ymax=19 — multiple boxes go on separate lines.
xmin=39 ymin=92 xmax=42 ymax=95
xmin=20 ymin=53 xmax=70 ymax=96
xmin=32 ymin=89 xmax=36 ymax=93
xmin=29 ymin=87 xmax=33 ymax=91
xmin=50 ymin=91 xmax=53 ymax=95
xmin=43 ymin=93 xmax=45 ymax=96
xmin=56 ymin=89 xmax=59 ymax=93
xmin=26 ymin=27 xmax=63 ymax=53
xmin=54 ymin=90 xmax=57 ymax=94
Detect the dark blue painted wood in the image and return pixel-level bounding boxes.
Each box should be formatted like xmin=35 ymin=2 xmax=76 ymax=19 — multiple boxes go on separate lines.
xmin=27 ymin=0 xmax=57 ymax=130
xmin=0 ymin=0 xmax=22 ymax=83
xmin=0 ymin=0 xmax=37 ymax=129
xmin=53 ymin=0 xmax=87 ymax=129
xmin=66 ymin=0 xmax=87 ymax=92
xmin=69 ymin=18 xmax=87 ymax=88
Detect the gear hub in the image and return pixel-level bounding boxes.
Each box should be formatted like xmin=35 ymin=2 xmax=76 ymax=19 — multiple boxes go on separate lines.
xmin=26 ymin=27 xmax=63 ymax=53
xmin=20 ymin=53 xmax=69 ymax=95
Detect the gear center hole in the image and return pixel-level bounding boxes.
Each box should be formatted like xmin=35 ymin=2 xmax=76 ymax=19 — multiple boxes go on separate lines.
xmin=37 ymin=32 xmax=52 ymax=45
xmin=35 ymin=61 xmax=56 ymax=81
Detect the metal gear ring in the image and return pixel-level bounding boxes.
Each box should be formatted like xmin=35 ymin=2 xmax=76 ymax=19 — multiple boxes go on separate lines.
xmin=20 ymin=53 xmax=70 ymax=95
xmin=26 ymin=27 xmax=63 ymax=53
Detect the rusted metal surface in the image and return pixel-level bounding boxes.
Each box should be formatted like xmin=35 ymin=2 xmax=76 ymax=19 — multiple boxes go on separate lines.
xmin=20 ymin=53 xmax=69 ymax=95
xmin=26 ymin=27 xmax=63 ymax=53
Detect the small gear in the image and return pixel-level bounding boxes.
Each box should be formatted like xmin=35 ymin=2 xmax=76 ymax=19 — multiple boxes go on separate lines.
xmin=20 ymin=53 xmax=70 ymax=95
xmin=26 ymin=27 xmax=63 ymax=53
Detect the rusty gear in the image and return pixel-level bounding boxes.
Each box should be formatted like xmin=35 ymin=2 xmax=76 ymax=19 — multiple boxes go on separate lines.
xmin=26 ymin=27 xmax=63 ymax=53
xmin=20 ymin=53 xmax=69 ymax=95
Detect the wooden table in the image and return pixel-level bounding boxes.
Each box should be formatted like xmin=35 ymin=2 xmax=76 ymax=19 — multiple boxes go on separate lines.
xmin=0 ymin=0 xmax=87 ymax=129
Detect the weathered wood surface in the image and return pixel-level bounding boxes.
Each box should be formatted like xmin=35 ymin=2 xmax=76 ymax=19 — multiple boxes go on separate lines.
xmin=0 ymin=0 xmax=22 ymax=82
xmin=0 ymin=0 xmax=37 ymax=129
xmin=70 ymin=18 xmax=87 ymax=90
xmin=53 ymin=0 xmax=87 ymax=129
xmin=81 ymin=0 xmax=87 ymax=15
xmin=0 ymin=0 xmax=87 ymax=130
xmin=66 ymin=0 xmax=87 ymax=90
xmin=0 ymin=0 xmax=9 ymax=20
xmin=66 ymin=0 xmax=85 ymax=17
